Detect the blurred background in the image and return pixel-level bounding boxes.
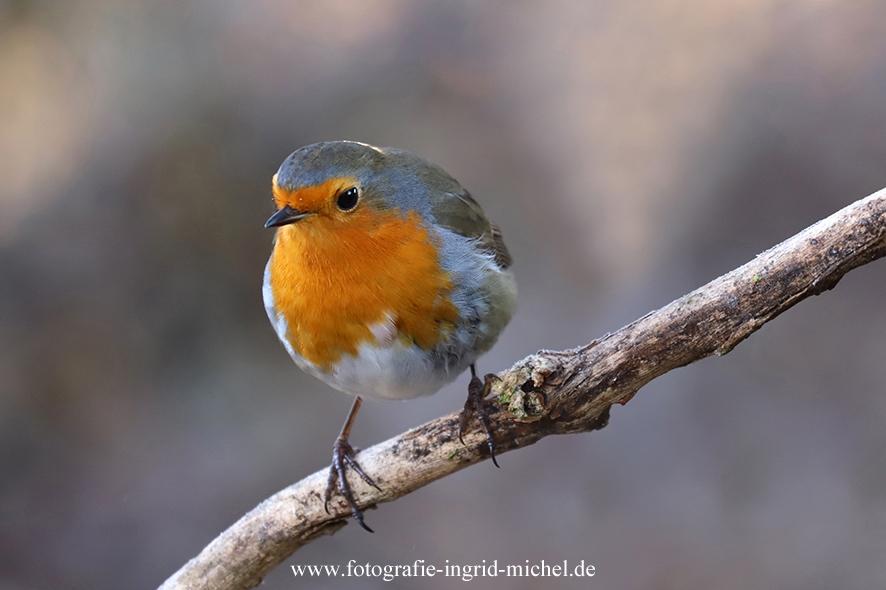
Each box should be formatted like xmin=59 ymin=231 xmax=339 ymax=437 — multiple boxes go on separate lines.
xmin=2 ymin=0 xmax=886 ymax=588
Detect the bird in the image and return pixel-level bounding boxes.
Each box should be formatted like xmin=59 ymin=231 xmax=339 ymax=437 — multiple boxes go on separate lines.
xmin=262 ymin=140 xmax=517 ymax=531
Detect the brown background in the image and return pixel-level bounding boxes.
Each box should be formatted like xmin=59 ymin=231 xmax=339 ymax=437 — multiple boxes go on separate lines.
xmin=2 ymin=1 xmax=886 ymax=588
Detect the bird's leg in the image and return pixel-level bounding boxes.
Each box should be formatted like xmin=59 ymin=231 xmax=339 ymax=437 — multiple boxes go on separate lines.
xmin=458 ymin=364 xmax=501 ymax=467
xmin=324 ymin=396 xmax=380 ymax=532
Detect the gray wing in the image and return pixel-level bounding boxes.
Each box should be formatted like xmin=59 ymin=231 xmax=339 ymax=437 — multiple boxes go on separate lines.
xmin=431 ymin=188 xmax=512 ymax=271
xmin=380 ymin=147 xmax=512 ymax=270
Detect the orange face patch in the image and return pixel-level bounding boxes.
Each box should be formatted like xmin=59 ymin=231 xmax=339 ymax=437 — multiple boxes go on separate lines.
xmin=272 ymin=176 xmax=359 ymax=216
xmin=268 ymin=201 xmax=459 ymax=370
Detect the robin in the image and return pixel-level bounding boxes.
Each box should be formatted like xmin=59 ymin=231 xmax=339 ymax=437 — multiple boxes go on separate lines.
xmin=263 ymin=141 xmax=517 ymax=531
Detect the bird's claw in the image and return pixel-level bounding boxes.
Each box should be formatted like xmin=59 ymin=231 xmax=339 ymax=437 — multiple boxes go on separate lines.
xmin=323 ymin=436 xmax=380 ymax=533
xmin=458 ymin=371 xmax=501 ymax=467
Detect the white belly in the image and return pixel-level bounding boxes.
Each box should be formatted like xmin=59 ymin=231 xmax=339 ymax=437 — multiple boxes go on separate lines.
xmin=321 ymin=339 xmax=463 ymax=400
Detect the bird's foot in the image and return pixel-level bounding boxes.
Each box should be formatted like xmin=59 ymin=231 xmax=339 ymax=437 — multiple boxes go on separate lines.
xmin=458 ymin=370 xmax=502 ymax=467
xmin=324 ymin=436 xmax=380 ymax=532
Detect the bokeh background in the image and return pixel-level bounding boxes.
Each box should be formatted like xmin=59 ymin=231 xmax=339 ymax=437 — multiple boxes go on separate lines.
xmin=3 ymin=1 xmax=886 ymax=588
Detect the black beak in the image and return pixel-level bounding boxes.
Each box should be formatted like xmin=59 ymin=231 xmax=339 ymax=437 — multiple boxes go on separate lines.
xmin=264 ymin=205 xmax=312 ymax=228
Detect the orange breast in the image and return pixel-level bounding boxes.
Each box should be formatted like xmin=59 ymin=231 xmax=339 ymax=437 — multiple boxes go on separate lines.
xmin=268 ymin=208 xmax=459 ymax=370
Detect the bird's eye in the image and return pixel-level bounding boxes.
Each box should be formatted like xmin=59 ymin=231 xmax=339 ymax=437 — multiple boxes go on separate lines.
xmin=336 ymin=187 xmax=360 ymax=211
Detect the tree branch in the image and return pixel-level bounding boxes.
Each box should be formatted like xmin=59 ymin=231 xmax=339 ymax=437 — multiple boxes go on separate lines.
xmin=160 ymin=188 xmax=886 ymax=590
